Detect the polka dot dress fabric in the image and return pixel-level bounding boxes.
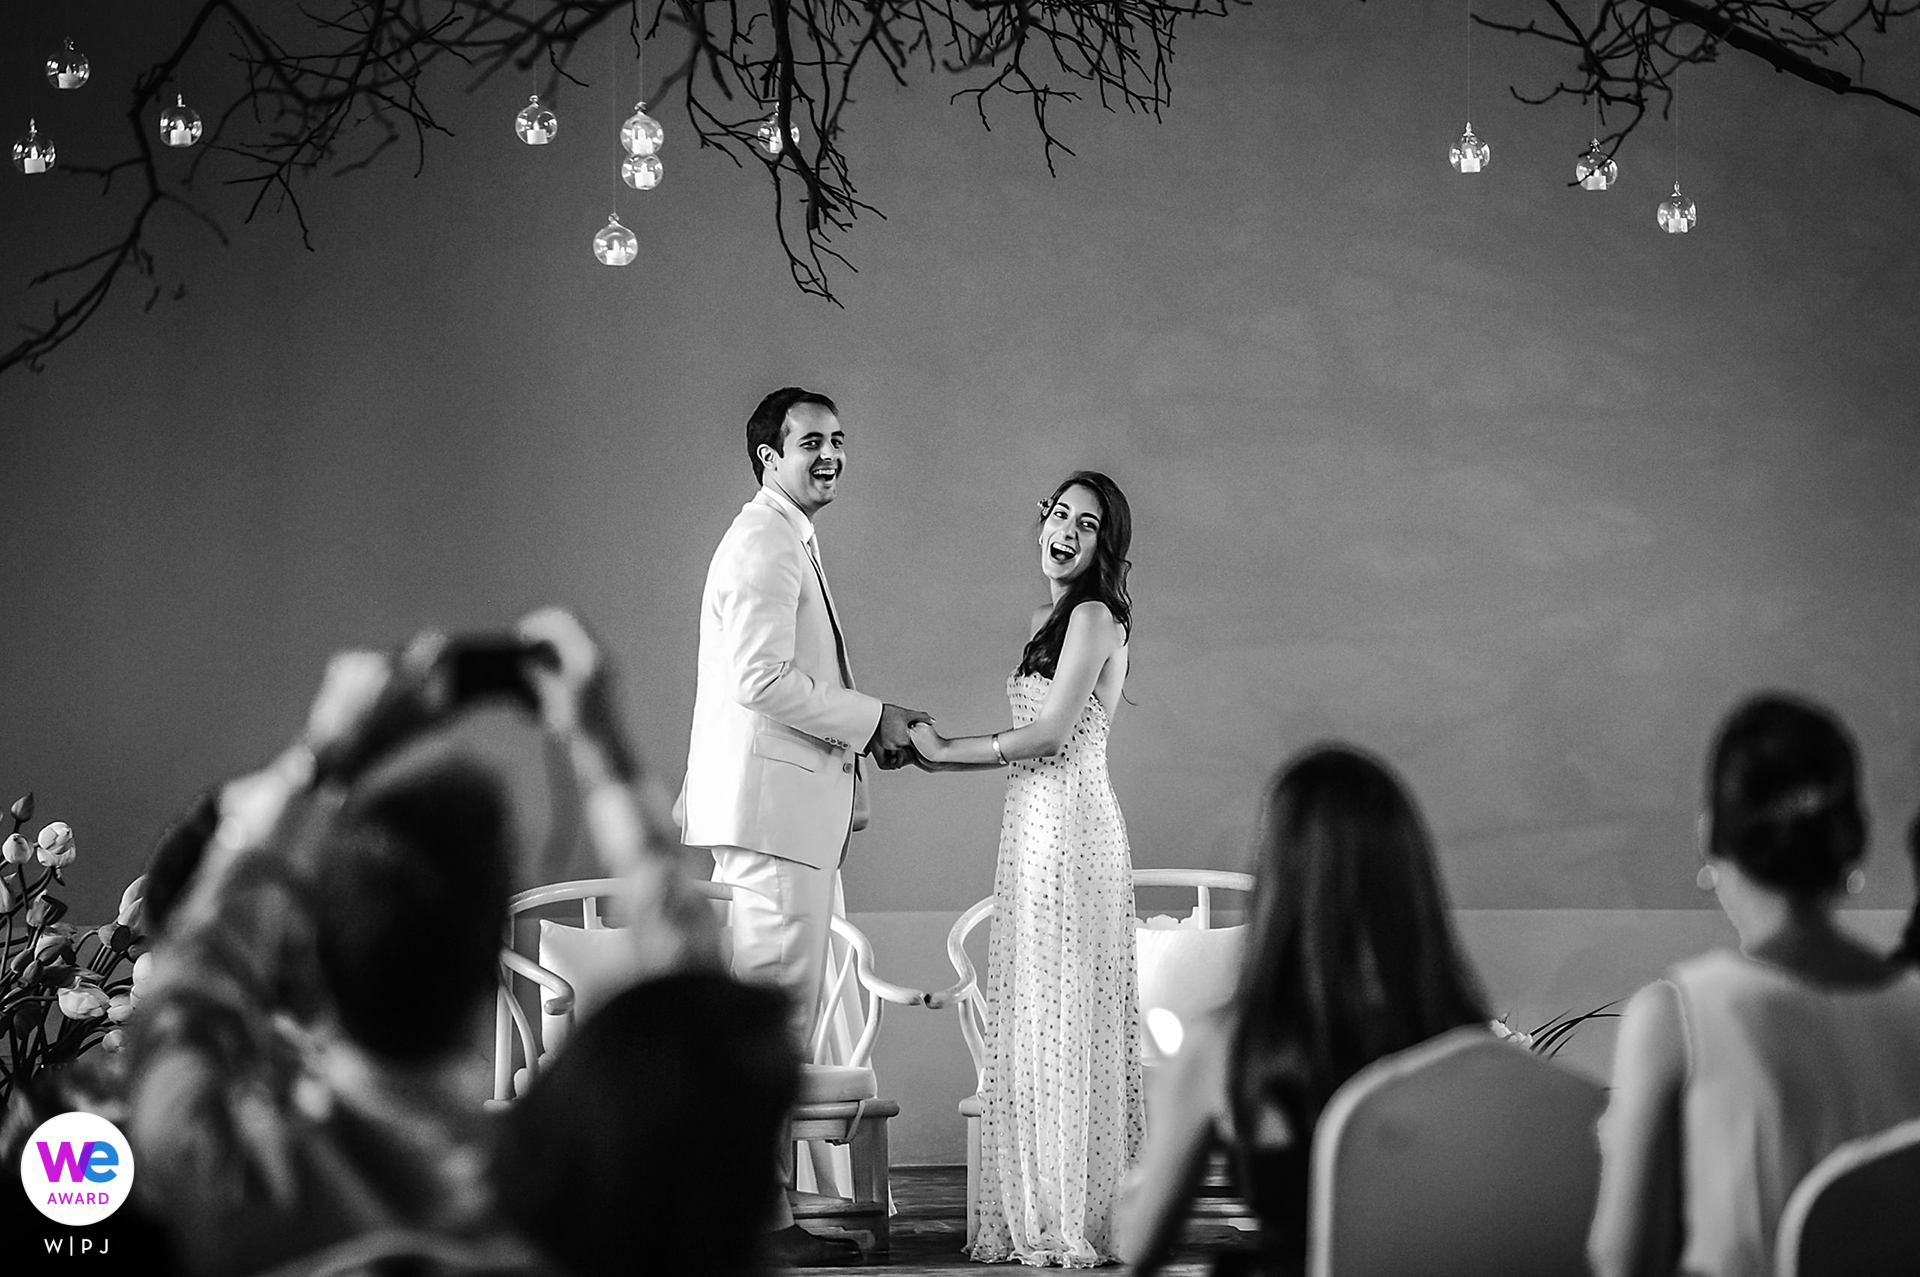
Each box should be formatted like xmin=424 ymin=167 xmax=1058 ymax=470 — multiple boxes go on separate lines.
xmin=970 ymin=672 xmax=1145 ymax=1267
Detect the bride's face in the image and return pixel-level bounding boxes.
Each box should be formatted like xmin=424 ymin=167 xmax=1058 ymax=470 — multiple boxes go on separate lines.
xmin=1040 ymin=484 xmax=1103 ymax=585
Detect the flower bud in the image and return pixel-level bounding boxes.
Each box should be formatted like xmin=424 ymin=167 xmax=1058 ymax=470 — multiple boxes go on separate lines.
xmin=10 ymin=793 xmax=32 ymax=823
xmin=27 ymin=894 xmax=67 ymax=927
xmin=117 ymin=875 xmax=146 ymax=927
xmin=34 ymin=932 xmax=73 ymax=963
xmin=132 ymin=951 xmax=156 ymax=997
xmin=57 ymin=983 xmax=112 ymax=1021
xmin=35 ymin=822 xmax=76 ymax=868
xmin=101 ymin=1028 xmax=127 ymax=1054
xmin=107 ymin=992 xmax=135 ymax=1023
xmin=1 ymin=833 xmax=29 ymax=864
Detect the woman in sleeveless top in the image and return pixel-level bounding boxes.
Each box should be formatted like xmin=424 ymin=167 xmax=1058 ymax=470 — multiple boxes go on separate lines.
xmin=1116 ymin=745 xmax=1489 ymax=1276
xmin=911 ymin=471 xmax=1144 ymax=1266
xmin=1589 ymin=693 xmax=1920 ymax=1277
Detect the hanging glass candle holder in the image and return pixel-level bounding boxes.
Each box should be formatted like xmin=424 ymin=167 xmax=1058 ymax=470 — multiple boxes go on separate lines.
xmin=755 ymin=112 xmax=799 ymax=158
xmin=593 ymin=214 xmax=638 ymax=266
xmin=620 ymin=102 xmax=663 ymax=157
xmin=621 ymin=153 xmax=663 ymax=190
xmin=1657 ymin=182 xmax=1697 ymax=234
xmin=1449 ymin=122 xmax=1489 ymax=173
xmin=47 ymin=38 xmax=90 ymax=90
xmin=12 ymin=120 xmax=55 ymax=175
xmin=160 ymin=96 xmax=204 ymax=148
xmin=1576 ymin=139 xmax=1617 ymax=191
xmin=515 ymin=95 xmax=557 ymax=145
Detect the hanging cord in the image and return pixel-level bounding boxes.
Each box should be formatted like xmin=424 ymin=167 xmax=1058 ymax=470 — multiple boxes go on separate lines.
xmin=609 ymin=22 xmax=618 ymax=216
xmin=1591 ymin=0 xmax=1601 ymax=140
xmin=1465 ymin=0 xmax=1474 ymax=124
xmin=1672 ymin=60 xmax=1681 ymax=185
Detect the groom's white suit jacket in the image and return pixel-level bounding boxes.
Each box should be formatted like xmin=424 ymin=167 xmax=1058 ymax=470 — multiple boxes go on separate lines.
xmin=676 ymin=487 xmax=884 ymax=870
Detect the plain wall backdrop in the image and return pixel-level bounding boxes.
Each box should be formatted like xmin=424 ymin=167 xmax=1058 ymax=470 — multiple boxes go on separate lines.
xmin=4 ymin=3 xmax=1918 ymax=935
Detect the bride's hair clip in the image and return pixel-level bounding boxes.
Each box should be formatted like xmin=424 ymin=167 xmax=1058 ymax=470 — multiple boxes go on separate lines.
xmin=1037 ymin=498 xmax=1054 ymax=514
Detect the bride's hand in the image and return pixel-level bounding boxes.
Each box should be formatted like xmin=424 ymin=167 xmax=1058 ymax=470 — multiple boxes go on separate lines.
xmin=908 ymin=719 xmax=947 ymax=763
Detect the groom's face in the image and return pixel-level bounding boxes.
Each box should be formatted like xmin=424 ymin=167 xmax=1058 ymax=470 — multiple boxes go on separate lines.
xmin=762 ymin=404 xmax=846 ymax=516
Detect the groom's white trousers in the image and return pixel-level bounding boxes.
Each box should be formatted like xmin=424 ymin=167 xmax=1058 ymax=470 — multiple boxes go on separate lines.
xmin=709 ymin=846 xmax=837 ymax=1049
xmin=709 ymin=845 xmax=837 ymax=1233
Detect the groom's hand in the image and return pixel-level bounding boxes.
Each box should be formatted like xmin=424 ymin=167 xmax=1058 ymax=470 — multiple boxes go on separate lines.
xmin=868 ymin=703 xmax=932 ymax=770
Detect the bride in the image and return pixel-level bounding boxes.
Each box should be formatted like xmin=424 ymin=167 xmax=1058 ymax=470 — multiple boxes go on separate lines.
xmin=911 ymin=470 xmax=1145 ymax=1266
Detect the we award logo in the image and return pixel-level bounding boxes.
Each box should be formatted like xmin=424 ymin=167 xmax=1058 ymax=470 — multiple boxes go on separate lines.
xmin=17 ymin=1111 xmax=136 ymax=1228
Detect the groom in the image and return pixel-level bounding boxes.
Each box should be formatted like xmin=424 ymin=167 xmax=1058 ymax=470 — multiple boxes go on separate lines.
xmin=676 ymin=386 xmax=926 ymax=1257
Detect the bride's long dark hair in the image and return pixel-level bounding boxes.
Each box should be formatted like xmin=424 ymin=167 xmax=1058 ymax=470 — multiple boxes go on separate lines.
xmin=1018 ymin=470 xmax=1133 ymax=679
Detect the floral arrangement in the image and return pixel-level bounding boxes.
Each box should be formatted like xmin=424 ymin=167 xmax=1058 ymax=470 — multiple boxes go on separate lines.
xmin=1 ymin=793 xmax=148 ymax=1113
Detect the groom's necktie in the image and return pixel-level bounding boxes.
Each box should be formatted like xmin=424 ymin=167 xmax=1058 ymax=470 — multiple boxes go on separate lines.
xmin=804 ymin=534 xmax=855 ymax=690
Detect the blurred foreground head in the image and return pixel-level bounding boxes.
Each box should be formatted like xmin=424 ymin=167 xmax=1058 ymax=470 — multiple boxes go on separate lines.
xmin=316 ymin=748 xmax=512 ymax=1062
xmin=492 ymin=972 xmax=800 ymax=1276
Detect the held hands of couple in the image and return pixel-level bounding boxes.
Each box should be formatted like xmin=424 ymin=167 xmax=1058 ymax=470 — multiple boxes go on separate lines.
xmin=907 ymin=719 xmax=951 ymax=766
xmin=869 ymin=702 xmax=934 ymax=770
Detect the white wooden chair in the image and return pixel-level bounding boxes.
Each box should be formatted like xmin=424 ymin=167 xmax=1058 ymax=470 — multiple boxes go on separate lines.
xmin=1307 ymin=1025 xmax=1605 ymax=1277
xmin=493 ymin=875 xmax=926 ymax=1256
xmin=1775 ymin=1115 xmax=1920 ymax=1277
xmin=928 ymin=867 xmax=1253 ymax=1245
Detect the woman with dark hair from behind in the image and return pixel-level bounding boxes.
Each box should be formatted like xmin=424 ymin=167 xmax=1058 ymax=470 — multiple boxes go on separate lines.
xmin=1588 ymin=693 xmax=1920 ymax=1277
xmin=1117 ymin=745 xmax=1489 ymax=1276
xmin=491 ymin=972 xmax=799 ymax=1277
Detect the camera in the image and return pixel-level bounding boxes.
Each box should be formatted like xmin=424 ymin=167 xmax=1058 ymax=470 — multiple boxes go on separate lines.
xmin=314 ymin=633 xmax=562 ymax=784
xmin=439 ymin=634 xmax=561 ymax=714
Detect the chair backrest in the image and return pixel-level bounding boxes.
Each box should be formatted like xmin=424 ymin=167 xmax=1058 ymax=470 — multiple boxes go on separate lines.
xmin=1308 ymin=1025 xmax=1605 ymax=1277
xmin=934 ymin=868 xmax=1254 ymax=1086
xmin=1775 ymin=1116 xmax=1920 ymax=1277
xmin=495 ymin=875 xmax=906 ymax=1101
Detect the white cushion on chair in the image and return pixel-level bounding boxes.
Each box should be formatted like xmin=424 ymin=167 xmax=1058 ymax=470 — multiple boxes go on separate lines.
xmin=1135 ymin=921 xmax=1245 ymax=1033
xmin=798 ymin=1063 xmax=878 ymax=1104
xmin=538 ymin=920 xmax=648 ymax=1052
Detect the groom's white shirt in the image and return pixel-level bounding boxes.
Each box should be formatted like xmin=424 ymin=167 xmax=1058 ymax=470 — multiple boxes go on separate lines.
xmin=676 ymin=484 xmax=884 ymax=869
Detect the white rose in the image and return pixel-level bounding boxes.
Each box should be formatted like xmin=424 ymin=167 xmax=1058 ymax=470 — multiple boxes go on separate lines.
xmin=57 ymin=984 xmax=112 ymax=1020
xmin=35 ymin=821 xmax=77 ymax=868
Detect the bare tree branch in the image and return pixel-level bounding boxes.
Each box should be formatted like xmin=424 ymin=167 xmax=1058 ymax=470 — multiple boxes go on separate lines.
xmin=1474 ymin=0 xmax=1920 ymax=179
xmin=5 ymin=0 xmax=1918 ymax=375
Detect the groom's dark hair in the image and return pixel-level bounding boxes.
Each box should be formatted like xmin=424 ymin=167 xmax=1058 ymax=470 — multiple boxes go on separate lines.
xmin=747 ymin=386 xmax=838 ymax=482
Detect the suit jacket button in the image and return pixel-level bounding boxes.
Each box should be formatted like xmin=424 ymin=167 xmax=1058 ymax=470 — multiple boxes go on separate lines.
xmin=842 ymin=762 xmax=853 ymax=773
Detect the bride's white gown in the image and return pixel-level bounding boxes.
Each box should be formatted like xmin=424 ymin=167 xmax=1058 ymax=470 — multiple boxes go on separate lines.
xmin=970 ymin=671 xmax=1145 ymax=1267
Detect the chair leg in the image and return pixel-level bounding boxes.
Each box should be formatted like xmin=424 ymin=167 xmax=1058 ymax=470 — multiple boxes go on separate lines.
xmin=848 ymin=1114 xmax=890 ymax=1256
xmin=966 ymin=1111 xmax=981 ymax=1249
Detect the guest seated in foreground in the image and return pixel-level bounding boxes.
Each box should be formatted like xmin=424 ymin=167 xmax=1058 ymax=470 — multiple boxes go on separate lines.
xmin=127 ymin=609 xmax=716 ymax=1276
xmin=1116 ymin=744 xmax=1490 ymax=1276
xmin=491 ymin=972 xmax=800 ymax=1277
xmin=1587 ymin=692 xmax=1920 ymax=1277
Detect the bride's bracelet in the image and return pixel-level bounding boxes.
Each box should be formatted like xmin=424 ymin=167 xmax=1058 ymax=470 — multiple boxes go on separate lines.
xmin=991 ymin=733 xmax=1009 ymax=766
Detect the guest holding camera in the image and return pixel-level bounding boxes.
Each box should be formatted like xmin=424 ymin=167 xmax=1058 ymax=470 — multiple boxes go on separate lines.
xmin=1587 ymin=693 xmax=1920 ymax=1277
xmin=126 ymin=608 xmax=712 ymax=1276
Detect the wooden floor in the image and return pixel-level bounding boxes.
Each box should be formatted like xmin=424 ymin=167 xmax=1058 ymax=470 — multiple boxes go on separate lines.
xmin=806 ymin=1164 xmax=1252 ymax=1274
